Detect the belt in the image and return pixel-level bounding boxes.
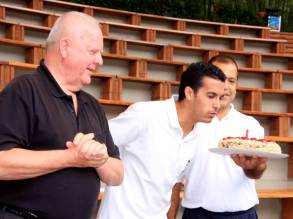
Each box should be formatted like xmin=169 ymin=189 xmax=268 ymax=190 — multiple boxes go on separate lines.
xmin=185 ymin=206 xmax=256 ymax=216
xmin=0 ymin=203 xmax=39 ymax=219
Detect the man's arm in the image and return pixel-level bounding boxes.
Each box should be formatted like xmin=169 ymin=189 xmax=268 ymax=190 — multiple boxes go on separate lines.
xmin=231 ymin=154 xmax=267 ymax=179
xmin=96 ymin=158 xmax=123 ymax=185
xmin=69 ymin=132 xmax=124 ymax=185
xmin=0 ymin=147 xmax=81 ymax=180
xmin=0 ymin=133 xmax=113 ymax=180
xmin=167 ymin=182 xmax=183 ymax=219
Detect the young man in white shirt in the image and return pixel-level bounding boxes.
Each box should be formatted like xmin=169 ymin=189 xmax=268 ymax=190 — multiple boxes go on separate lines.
xmin=168 ymin=55 xmax=267 ymax=219
xmin=97 ymin=62 xmax=226 ymax=219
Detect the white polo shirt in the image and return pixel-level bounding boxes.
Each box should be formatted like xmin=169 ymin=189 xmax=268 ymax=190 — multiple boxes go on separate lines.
xmin=98 ymin=97 xmax=198 ymax=219
xmin=181 ymin=104 xmax=264 ymax=212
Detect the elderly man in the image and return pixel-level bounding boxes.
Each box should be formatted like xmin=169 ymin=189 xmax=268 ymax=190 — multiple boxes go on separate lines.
xmin=0 ymin=11 xmax=123 ymax=219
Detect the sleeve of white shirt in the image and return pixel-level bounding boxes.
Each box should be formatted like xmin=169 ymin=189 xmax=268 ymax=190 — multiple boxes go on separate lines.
xmin=109 ymin=103 xmax=142 ymax=148
xmin=176 ymin=160 xmax=192 ymax=184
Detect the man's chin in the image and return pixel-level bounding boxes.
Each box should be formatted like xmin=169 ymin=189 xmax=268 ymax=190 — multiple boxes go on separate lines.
xmin=82 ymin=78 xmax=92 ymax=85
xmin=200 ymin=117 xmax=213 ymax=123
xmin=220 ymin=100 xmax=230 ymax=109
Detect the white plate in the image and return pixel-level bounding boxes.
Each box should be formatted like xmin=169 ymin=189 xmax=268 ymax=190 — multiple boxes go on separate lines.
xmin=209 ymin=148 xmax=289 ymax=159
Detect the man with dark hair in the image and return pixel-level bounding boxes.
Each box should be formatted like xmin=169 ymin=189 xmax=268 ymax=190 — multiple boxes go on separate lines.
xmin=97 ymin=62 xmax=226 ymax=219
xmin=0 ymin=12 xmax=123 ymax=219
xmin=168 ymin=55 xmax=267 ymax=219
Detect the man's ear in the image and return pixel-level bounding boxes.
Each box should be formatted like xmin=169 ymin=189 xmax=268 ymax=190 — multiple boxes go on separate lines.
xmin=59 ymin=38 xmax=70 ymax=58
xmin=184 ymin=86 xmax=194 ymax=101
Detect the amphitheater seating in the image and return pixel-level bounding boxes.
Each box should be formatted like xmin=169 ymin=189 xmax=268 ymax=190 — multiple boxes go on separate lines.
xmin=0 ymin=0 xmax=293 ymax=218
xmin=271 ymin=32 xmax=293 ymax=54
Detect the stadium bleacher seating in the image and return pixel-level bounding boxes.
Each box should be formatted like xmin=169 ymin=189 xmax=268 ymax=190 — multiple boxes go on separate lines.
xmin=0 ymin=0 xmax=293 ymax=218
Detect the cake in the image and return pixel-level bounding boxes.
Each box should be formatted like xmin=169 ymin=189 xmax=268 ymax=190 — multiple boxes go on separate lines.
xmin=218 ymin=136 xmax=282 ymax=154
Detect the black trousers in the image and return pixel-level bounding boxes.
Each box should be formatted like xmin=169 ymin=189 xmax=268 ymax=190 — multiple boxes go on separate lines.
xmin=182 ymin=207 xmax=258 ymax=219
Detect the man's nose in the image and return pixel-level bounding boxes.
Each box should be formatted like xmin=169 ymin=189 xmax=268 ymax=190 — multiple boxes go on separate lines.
xmin=213 ymin=98 xmax=221 ymax=110
xmin=224 ymin=80 xmax=229 ymax=91
xmin=94 ymin=52 xmax=103 ymax=66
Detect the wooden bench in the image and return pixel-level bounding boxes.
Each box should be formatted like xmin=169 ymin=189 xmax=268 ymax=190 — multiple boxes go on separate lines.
xmin=1 ymin=0 xmax=272 ymax=40
xmin=41 ymin=0 xmax=271 ymax=39
xmin=0 ymin=38 xmax=292 ymax=104
xmin=271 ymin=32 xmax=293 ymax=54
xmin=0 ymin=10 xmax=287 ymax=57
xmin=1 ymin=29 xmax=291 ymax=91
xmin=0 ymin=23 xmax=291 ymax=74
xmin=0 ymin=37 xmax=44 ymax=64
xmin=100 ymin=21 xmax=287 ymax=54
xmin=0 ymin=3 xmax=58 ymax=27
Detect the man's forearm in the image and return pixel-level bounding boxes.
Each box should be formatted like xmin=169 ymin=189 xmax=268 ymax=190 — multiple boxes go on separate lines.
xmin=167 ymin=183 xmax=183 ymax=219
xmin=96 ymin=157 xmax=124 ymax=185
xmin=0 ymin=148 xmax=73 ymax=180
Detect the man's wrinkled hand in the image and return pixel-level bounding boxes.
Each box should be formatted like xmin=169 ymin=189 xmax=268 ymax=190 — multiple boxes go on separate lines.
xmin=66 ymin=132 xmax=109 ymax=168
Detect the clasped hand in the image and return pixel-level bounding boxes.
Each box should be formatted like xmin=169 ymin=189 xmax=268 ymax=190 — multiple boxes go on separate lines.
xmin=66 ymin=132 xmax=109 ymax=168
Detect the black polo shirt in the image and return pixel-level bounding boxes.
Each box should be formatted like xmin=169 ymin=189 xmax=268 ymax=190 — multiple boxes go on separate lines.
xmin=0 ymin=60 xmax=120 ymax=219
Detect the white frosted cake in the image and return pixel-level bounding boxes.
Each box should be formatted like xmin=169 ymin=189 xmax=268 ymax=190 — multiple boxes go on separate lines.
xmin=218 ymin=136 xmax=281 ymax=153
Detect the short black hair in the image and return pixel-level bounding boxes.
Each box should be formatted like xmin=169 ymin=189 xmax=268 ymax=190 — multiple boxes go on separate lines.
xmin=178 ymin=61 xmax=226 ymax=101
xmin=208 ymin=54 xmax=238 ymax=71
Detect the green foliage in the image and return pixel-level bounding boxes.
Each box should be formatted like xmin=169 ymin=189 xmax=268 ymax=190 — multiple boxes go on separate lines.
xmin=214 ymin=2 xmax=266 ymax=26
xmin=257 ymin=0 xmax=269 ymax=11
xmin=64 ymin=0 xmax=292 ymax=32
